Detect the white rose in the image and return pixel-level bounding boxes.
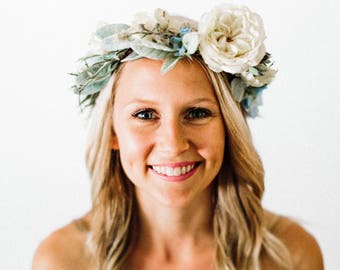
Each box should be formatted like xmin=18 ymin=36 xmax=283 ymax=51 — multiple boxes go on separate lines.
xmin=241 ymin=69 xmax=277 ymax=87
xmin=198 ymin=4 xmax=266 ymax=74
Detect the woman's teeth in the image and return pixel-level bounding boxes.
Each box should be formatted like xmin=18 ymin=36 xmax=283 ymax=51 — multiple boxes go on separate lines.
xmin=151 ymin=164 xmax=195 ymax=176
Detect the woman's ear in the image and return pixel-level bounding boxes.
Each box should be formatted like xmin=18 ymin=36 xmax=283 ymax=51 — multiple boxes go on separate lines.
xmin=111 ymin=135 xmax=119 ymax=150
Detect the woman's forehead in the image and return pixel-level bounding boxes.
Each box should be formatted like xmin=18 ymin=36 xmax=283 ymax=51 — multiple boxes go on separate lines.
xmin=114 ymin=58 xmax=216 ymax=105
xmin=117 ymin=58 xmax=212 ymax=92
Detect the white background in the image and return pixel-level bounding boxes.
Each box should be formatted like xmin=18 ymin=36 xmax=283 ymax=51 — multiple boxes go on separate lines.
xmin=0 ymin=0 xmax=339 ymax=269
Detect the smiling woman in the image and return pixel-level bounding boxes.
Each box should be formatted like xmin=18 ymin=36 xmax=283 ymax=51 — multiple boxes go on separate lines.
xmin=32 ymin=3 xmax=323 ymax=270
xmin=111 ymin=59 xmax=225 ymax=209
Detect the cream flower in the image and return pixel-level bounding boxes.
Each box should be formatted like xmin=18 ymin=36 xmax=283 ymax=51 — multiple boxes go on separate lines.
xmin=131 ymin=12 xmax=157 ymax=31
xmin=132 ymin=10 xmax=197 ymax=33
xmin=182 ymin=32 xmax=200 ymax=54
xmin=198 ymin=4 xmax=266 ymax=74
xmin=154 ymin=8 xmax=170 ymax=30
xmin=168 ymin=15 xmax=198 ymax=33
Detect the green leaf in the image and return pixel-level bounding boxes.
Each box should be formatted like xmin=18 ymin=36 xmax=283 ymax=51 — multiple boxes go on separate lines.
xmin=121 ymin=51 xmax=143 ymax=62
xmin=161 ymin=57 xmax=181 ymax=74
xmin=84 ymin=55 xmax=105 ymax=66
xmin=79 ymin=54 xmax=102 ymax=63
xmin=103 ymin=51 xmax=120 ymax=61
xmin=82 ymin=76 xmax=111 ymax=95
xmin=102 ymin=35 xmax=131 ymax=51
xmin=96 ymin=24 xmax=130 ymax=39
xmin=231 ymin=78 xmax=246 ymax=102
xmin=248 ymin=67 xmax=260 ymax=76
xmin=76 ymin=70 xmax=91 ymax=85
xmin=131 ymin=43 xmax=173 ymax=60
xmin=132 ymin=39 xmax=175 ymax=52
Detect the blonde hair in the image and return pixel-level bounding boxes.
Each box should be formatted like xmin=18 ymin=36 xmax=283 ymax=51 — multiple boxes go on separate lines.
xmin=85 ymin=58 xmax=292 ymax=270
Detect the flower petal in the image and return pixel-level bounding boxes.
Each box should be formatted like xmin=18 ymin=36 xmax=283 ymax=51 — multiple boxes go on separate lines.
xmin=182 ymin=32 xmax=200 ymax=54
xmin=198 ymin=3 xmax=267 ymax=74
xmin=231 ymin=78 xmax=247 ymax=102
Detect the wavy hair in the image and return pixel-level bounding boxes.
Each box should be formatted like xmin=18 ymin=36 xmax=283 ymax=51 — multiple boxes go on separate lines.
xmin=85 ymin=57 xmax=292 ymax=270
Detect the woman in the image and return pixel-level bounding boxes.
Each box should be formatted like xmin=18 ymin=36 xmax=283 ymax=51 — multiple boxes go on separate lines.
xmin=33 ymin=4 xmax=323 ymax=270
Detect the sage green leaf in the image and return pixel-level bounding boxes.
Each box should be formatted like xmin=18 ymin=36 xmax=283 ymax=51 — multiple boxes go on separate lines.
xmin=131 ymin=43 xmax=173 ymax=60
xmin=161 ymin=57 xmax=181 ymax=74
xmin=256 ymin=63 xmax=268 ymax=73
xmin=78 ymin=61 xmax=112 ymax=83
xmin=103 ymin=51 xmax=120 ymax=60
xmin=79 ymin=54 xmax=102 ymax=63
xmin=76 ymin=70 xmax=91 ymax=85
xmin=248 ymin=67 xmax=260 ymax=76
xmin=85 ymin=55 xmax=105 ymax=66
xmin=121 ymin=51 xmax=143 ymax=62
xmin=102 ymin=35 xmax=131 ymax=51
xmin=96 ymin=24 xmax=130 ymax=39
xmin=131 ymin=39 xmax=175 ymax=52
xmin=231 ymin=78 xmax=246 ymax=102
xmin=82 ymin=76 xmax=111 ymax=95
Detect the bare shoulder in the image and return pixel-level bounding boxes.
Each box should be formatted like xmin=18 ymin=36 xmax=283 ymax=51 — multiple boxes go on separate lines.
xmin=265 ymin=211 xmax=324 ymax=270
xmin=32 ymin=213 xmax=94 ymax=270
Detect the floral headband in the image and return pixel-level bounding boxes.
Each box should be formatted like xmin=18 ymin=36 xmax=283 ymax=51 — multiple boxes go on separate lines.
xmin=71 ymin=3 xmax=276 ymax=117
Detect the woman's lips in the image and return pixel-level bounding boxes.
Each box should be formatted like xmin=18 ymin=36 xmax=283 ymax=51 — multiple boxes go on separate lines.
xmin=148 ymin=161 xmax=200 ymax=182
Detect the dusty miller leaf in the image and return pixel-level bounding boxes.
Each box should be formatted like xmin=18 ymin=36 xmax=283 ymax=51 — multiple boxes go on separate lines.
xmin=161 ymin=57 xmax=181 ymax=74
xmin=82 ymin=76 xmax=111 ymax=95
xmin=131 ymin=43 xmax=173 ymax=60
xmin=248 ymin=67 xmax=260 ymax=76
xmin=231 ymin=78 xmax=246 ymax=102
xmin=96 ymin=24 xmax=130 ymax=39
xmin=121 ymin=51 xmax=143 ymax=62
xmin=102 ymin=35 xmax=131 ymax=51
xmin=131 ymin=39 xmax=175 ymax=52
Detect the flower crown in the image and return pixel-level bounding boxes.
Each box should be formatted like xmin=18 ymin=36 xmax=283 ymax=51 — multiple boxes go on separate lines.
xmin=71 ymin=3 xmax=276 ymax=117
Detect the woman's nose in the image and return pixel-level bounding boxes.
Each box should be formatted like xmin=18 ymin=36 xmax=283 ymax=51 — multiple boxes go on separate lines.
xmin=156 ymin=118 xmax=190 ymax=156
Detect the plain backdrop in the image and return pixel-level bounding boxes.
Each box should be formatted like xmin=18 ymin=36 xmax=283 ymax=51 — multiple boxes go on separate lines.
xmin=0 ymin=0 xmax=339 ymax=269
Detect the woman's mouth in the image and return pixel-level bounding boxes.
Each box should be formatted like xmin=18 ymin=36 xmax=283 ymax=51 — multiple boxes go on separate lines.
xmin=148 ymin=162 xmax=201 ymax=181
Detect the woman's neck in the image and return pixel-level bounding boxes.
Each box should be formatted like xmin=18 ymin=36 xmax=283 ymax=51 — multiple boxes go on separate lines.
xmin=133 ymin=186 xmax=215 ymax=260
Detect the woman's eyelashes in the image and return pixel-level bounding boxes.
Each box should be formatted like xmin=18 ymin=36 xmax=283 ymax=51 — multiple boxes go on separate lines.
xmin=131 ymin=108 xmax=158 ymax=120
xmin=185 ymin=107 xmax=212 ymax=120
xmin=131 ymin=107 xmax=214 ymax=122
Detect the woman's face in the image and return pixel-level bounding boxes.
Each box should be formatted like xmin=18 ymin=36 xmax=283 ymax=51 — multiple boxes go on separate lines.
xmin=112 ymin=59 xmax=225 ymax=207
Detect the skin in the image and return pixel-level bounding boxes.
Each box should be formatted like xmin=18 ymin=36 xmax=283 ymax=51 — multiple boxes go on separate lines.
xmin=32 ymin=59 xmax=324 ymax=270
xmin=111 ymin=58 xmax=225 ymax=269
xmin=112 ymin=58 xmax=225 ymax=209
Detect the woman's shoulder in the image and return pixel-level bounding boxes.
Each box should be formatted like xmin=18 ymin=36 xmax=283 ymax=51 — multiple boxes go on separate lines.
xmin=264 ymin=210 xmax=324 ymax=270
xmin=32 ymin=212 xmax=94 ymax=270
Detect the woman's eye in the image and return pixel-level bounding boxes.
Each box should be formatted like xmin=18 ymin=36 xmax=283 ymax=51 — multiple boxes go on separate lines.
xmin=186 ymin=108 xmax=212 ymax=120
xmin=132 ymin=109 xmax=157 ymax=120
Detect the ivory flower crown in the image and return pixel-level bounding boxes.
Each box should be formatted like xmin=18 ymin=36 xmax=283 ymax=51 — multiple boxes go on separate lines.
xmin=71 ymin=3 xmax=276 ymax=117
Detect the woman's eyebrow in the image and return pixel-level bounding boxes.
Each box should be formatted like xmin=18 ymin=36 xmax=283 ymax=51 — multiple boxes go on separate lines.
xmin=125 ymin=99 xmax=159 ymax=106
xmin=187 ymin=98 xmax=218 ymax=105
xmin=125 ymin=97 xmax=218 ymax=106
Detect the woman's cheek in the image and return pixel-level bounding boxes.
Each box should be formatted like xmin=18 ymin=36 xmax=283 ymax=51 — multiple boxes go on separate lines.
xmin=119 ymin=126 xmax=153 ymax=158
